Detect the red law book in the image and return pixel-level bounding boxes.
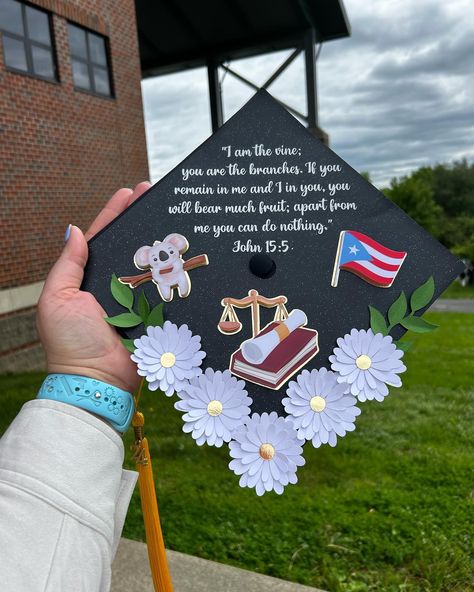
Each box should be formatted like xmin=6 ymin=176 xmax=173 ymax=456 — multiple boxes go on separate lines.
xmin=230 ymin=322 xmax=319 ymax=390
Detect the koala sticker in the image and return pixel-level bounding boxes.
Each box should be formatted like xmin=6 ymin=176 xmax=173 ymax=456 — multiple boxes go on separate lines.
xmin=134 ymin=233 xmax=191 ymax=302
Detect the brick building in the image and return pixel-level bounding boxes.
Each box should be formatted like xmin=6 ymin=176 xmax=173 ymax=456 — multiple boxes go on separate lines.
xmin=0 ymin=0 xmax=149 ymax=371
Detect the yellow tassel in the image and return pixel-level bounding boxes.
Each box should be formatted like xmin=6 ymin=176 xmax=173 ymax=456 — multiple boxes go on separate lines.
xmin=132 ymin=411 xmax=174 ymax=592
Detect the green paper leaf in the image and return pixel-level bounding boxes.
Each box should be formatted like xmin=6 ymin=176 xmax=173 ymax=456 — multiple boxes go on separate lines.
xmin=110 ymin=274 xmax=134 ymax=310
xmin=369 ymin=305 xmax=388 ymax=336
xmin=395 ymin=340 xmax=413 ymax=352
xmin=400 ymin=315 xmax=438 ymax=333
xmin=121 ymin=337 xmax=136 ymax=353
xmin=410 ymin=276 xmax=435 ymax=312
xmin=104 ymin=312 xmax=142 ymax=328
xmin=138 ymin=291 xmax=150 ymax=323
xmin=146 ymin=303 xmax=164 ymax=327
xmin=388 ymin=291 xmax=407 ymax=327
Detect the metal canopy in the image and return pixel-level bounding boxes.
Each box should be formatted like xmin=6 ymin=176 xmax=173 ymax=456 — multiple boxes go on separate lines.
xmin=136 ymin=0 xmax=350 ymax=78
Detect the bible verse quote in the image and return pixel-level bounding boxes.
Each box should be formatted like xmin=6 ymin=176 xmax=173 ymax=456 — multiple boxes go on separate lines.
xmin=169 ymin=142 xmax=357 ymax=255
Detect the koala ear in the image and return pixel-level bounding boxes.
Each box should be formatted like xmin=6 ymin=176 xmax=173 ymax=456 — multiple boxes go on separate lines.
xmin=165 ymin=233 xmax=189 ymax=253
xmin=134 ymin=245 xmax=152 ymax=268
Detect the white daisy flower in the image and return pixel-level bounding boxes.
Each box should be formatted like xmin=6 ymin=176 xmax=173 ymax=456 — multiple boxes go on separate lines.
xmin=131 ymin=321 xmax=205 ymax=396
xmin=229 ymin=412 xmax=305 ymax=496
xmin=175 ymin=369 xmax=252 ymax=447
xmin=329 ymin=328 xmax=406 ymax=402
xmin=282 ymin=368 xmax=361 ymax=448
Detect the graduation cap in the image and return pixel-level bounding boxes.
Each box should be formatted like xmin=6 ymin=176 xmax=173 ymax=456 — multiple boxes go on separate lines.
xmin=82 ymin=90 xmax=463 ymax=494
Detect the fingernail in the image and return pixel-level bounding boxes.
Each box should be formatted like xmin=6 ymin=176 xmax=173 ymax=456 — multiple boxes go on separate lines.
xmin=64 ymin=224 xmax=72 ymax=242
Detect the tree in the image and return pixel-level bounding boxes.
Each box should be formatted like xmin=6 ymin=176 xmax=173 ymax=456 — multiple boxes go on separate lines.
xmin=430 ymin=160 xmax=474 ymax=217
xmin=438 ymin=215 xmax=474 ymax=250
xmin=384 ymin=175 xmax=442 ymax=238
xmin=452 ymin=237 xmax=474 ymax=262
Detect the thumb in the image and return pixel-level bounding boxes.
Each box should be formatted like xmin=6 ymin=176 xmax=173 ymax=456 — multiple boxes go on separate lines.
xmin=43 ymin=225 xmax=89 ymax=295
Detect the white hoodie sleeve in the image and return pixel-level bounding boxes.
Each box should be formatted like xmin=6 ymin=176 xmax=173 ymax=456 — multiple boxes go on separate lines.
xmin=0 ymin=399 xmax=138 ymax=592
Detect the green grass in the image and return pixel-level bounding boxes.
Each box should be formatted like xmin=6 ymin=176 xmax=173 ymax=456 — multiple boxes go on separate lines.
xmin=440 ymin=281 xmax=474 ymax=299
xmin=1 ymin=312 xmax=473 ymax=592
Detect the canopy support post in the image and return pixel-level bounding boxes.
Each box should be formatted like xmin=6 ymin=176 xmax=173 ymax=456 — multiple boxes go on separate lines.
xmin=207 ymin=59 xmax=223 ymax=132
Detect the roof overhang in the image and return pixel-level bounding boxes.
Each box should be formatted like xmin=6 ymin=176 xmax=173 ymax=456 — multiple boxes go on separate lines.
xmin=136 ymin=0 xmax=350 ymax=78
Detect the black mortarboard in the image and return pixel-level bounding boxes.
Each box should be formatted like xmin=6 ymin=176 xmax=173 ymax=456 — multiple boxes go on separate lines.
xmin=82 ymin=90 xmax=463 ymax=415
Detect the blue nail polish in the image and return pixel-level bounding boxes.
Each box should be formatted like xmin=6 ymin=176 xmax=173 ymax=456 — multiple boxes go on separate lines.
xmin=64 ymin=224 xmax=71 ymax=242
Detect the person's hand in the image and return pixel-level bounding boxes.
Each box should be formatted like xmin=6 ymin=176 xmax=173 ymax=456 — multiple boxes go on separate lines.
xmin=37 ymin=182 xmax=151 ymax=393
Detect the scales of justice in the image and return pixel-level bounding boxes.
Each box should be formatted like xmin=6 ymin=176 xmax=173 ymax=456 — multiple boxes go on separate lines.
xmin=218 ymin=290 xmax=319 ymax=390
xmin=218 ymin=289 xmax=289 ymax=338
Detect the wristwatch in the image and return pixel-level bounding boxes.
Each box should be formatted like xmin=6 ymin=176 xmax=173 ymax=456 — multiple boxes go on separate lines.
xmin=37 ymin=374 xmax=135 ymax=433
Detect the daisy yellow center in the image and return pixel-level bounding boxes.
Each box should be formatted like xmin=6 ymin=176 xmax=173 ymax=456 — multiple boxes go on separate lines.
xmin=259 ymin=443 xmax=275 ymax=460
xmin=310 ymin=395 xmax=326 ymax=412
xmin=160 ymin=352 xmax=176 ymax=368
xmin=207 ymin=400 xmax=223 ymax=417
xmin=356 ymin=354 xmax=372 ymax=370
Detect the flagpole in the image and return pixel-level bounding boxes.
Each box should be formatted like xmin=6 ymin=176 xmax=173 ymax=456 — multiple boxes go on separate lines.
xmin=331 ymin=231 xmax=345 ymax=288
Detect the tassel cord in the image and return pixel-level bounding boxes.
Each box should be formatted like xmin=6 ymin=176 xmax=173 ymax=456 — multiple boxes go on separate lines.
xmin=132 ymin=379 xmax=173 ymax=592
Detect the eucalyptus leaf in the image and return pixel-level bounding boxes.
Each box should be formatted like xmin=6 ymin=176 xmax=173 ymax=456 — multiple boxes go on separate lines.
xmin=138 ymin=290 xmax=150 ymax=323
xmin=388 ymin=291 xmax=407 ymax=327
xmin=104 ymin=312 xmax=142 ymax=328
xmin=146 ymin=303 xmax=164 ymax=327
xmin=368 ymin=305 xmax=388 ymax=336
xmin=121 ymin=338 xmax=136 ymax=353
xmin=400 ymin=315 xmax=438 ymax=333
xmin=410 ymin=276 xmax=435 ymax=312
xmin=110 ymin=274 xmax=134 ymax=310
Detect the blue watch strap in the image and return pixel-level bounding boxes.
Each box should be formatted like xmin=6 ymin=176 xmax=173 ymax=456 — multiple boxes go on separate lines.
xmin=37 ymin=374 xmax=135 ymax=432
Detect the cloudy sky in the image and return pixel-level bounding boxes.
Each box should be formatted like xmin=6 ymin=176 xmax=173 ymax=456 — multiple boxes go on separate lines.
xmin=141 ymin=0 xmax=474 ymax=187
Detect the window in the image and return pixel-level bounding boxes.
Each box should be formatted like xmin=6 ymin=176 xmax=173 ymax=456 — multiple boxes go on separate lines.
xmin=0 ymin=0 xmax=57 ymax=80
xmin=68 ymin=23 xmax=112 ymax=97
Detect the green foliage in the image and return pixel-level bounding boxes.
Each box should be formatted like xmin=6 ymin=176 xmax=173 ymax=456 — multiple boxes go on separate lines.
xmin=146 ymin=303 xmax=164 ymax=328
xmin=400 ymin=316 xmax=439 ymax=333
xmin=110 ymin=274 xmax=134 ymax=310
xmin=4 ymin=312 xmax=473 ymax=592
xmin=438 ymin=214 xmax=474 ymax=251
xmin=105 ymin=275 xmax=164 ymax=332
xmin=429 ymin=159 xmax=474 ymax=217
xmin=384 ymin=175 xmax=442 ymax=238
xmin=121 ymin=338 xmax=136 ymax=353
xmin=452 ymin=235 xmax=474 ymax=262
xmin=369 ymin=305 xmax=388 ymax=336
xmin=104 ymin=312 xmax=142 ymax=328
xmin=369 ymin=277 xmax=438 ymax=343
xmin=381 ymin=159 xmax=474 ymax=262
xmin=387 ymin=291 xmax=407 ymax=326
xmin=138 ymin=291 xmax=150 ymax=324
xmin=410 ymin=276 xmax=435 ymax=312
